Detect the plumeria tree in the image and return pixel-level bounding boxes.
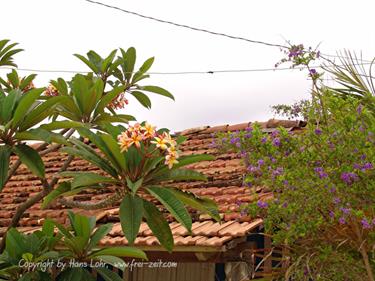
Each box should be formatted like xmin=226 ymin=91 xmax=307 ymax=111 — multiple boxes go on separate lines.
xmin=218 ymin=47 xmax=375 ymax=280
xmin=0 ymin=39 xmax=219 ymax=280
xmin=43 ymin=122 xmax=218 ymax=251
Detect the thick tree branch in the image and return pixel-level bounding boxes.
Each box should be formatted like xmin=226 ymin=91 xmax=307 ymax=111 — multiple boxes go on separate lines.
xmin=0 ymin=153 xmax=75 ymax=252
xmin=59 ymin=190 xmax=124 ymax=210
xmin=4 ymin=128 xmax=73 ymax=184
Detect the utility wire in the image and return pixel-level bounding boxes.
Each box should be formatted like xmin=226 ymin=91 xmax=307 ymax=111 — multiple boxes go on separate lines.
xmin=83 ymin=0 xmax=288 ymax=49
xmin=0 ymin=65 xmax=321 ymax=75
xmin=0 ymin=62 xmax=373 ymax=76
xmin=83 ymin=0 xmax=374 ymax=64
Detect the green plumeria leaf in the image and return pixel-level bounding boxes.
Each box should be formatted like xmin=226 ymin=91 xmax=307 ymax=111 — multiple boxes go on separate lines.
xmin=141 ymin=86 xmax=174 ymax=100
xmin=19 ymin=96 xmax=68 ymax=130
xmin=146 ymin=186 xmax=192 ymax=232
xmin=95 ymin=267 xmax=124 ymax=281
xmin=0 ymin=145 xmax=11 ymax=191
xmin=126 ymin=178 xmax=143 ymax=194
xmin=169 ymin=188 xmax=220 ymax=222
xmin=61 ymin=140 xmax=118 ymax=178
xmin=120 ymin=194 xmax=143 ymax=245
xmin=1 ymin=89 xmax=20 ymax=123
xmin=152 ymin=169 xmax=208 ymax=183
xmin=87 ymin=223 xmax=113 ymax=250
xmin=130 ymin=91 xmax=152 ymax=109
xmin=42 ymin=182 xmax=71 ymax=209
xmin=74 ymin=54 xmax=99 ymax=73
xmin=41 ymin=120 xmax=84 ymax=130
xmin=12 ymin=88 xmax=45 ymax=128
xmin=14 ymin=128 xmax=53 ymax=143
xmin=70 ymin=173 xmax=119 ymax=189
xmin=94 ymin=255 xmax=126 ymax=271
xmin=13 ymin=144 xmax=45 ymax=178
xmin=94 ymin=85 xmax=125 ymax=116
xmin=142 ymin=200 xmax=173 ymax=252
xmin=89 ymin=246 xmax=147 ymax=260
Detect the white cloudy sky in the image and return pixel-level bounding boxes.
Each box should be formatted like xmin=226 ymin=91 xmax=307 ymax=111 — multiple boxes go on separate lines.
xmin=1 ymin=0 xmax=374 ymax=132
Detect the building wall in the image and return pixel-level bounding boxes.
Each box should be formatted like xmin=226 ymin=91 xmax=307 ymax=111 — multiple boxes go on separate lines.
xmin=119 ymin=263 xmax=215 ymax=281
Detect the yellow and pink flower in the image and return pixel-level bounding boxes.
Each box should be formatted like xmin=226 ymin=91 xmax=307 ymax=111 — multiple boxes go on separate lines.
xmin=117 ymin=123 xmax=180 ymax=169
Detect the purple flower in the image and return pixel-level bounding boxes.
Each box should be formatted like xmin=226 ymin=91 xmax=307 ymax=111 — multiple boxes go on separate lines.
xmin=353 ymin=163 xmax=361 ymax=170
xmin=361 ymin=154 xmax=367 ymax=160
xmin=328 ymin=141 xmax=335 ymax=150
xmin=282 ymin=202 xmax=288 ymax=208
xmin=330 ymin=187 xmax=336 ymax=193
xmin=340 ymin=172 xmax=359 ymax=185
xmin=272 ymin=138 xmax=281 ymax=147
xmin=309 ymin=68 xmax=317 ymax=75
xmin=261 ymin=137 xmax=267 ymax=143
xmin=361 ymin=218 xmax=371 ymax=229
xmin=235 ymin=200 xmax=242 ymax=206
xmin=271 ymin=130 xmax=279 ymax=137
xmin=357 ymin=104 xmax=363 ymax=115
xmin=257 ymin=200 xmax=268 ymax=208
xmin=257 ymin=159 xmax=265 ymax=166
xmin=235 ymin=142 xmax=241 ymax=148
xmin=314 ymin=167 xmax=328 ymax=179
xmin=362 ymin=162 xmax=373 ymax=171
xmin=244 ymin=133 xmax=252 ymax=138
xmin=247 ymin=165 xmax=258 ymax=173
xmin=272 ymin=167 xmax=284 ymax=177
xmin=314 ymin=128 xmax=322 ymax=135
xmin=329 ymin=211 xmax=335 ymax=218
xmin=245 ymin=126 xmax=253 ymax=132
xmin=230 ymin=137 xmax=240 ymax=144
xmin=209 ymin=140 xmax=216 ymax=148
xmin=339 ymin=217 xmax=346 ymax=224
xmin=240 ymin=209 xmax=248 ymax=216
xmin=283 ymin=180 xmax=289 ymax=186
xmin=333 ymin=197 xmax=341 ymax=204
xmin=340 ymin=207 xmax=351 ymax=215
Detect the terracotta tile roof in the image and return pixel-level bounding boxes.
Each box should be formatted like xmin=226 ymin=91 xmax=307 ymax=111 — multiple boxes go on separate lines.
xmin=0 ymin=119 xmax=305 ymax=250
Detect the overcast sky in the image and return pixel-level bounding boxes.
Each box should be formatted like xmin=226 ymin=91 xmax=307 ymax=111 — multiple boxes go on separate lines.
xmin=1 ymin=0 xmax=375 ymax=132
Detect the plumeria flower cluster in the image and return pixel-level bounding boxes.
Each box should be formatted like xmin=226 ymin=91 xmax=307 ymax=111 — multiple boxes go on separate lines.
xmin=108 ymin=92 xmax=129 ymax=110
xmin=44 ymin=84 xmax=59 ymax=96
xmin=21 ymin=79 xmax=35 ymax=93
xmin=7 ymin=76 xmax=35 ymax=93
xmin=117 ymin=122 xmax=180 ymax=169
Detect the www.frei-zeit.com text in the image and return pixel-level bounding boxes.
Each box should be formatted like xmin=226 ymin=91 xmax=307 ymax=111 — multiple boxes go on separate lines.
xmin=19 ymin=259 xmax=178 ymax=272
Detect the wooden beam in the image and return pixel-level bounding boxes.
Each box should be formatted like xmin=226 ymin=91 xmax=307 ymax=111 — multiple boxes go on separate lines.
xmin=134 ymin=245 xmax=226 ymax=253
xmin=263 ymin=236 xmax=272 ymax=274
xmin=194 ymin=252 xmax=218 ymax=261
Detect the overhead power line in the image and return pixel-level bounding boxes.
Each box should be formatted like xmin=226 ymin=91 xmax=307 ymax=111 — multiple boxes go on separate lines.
xmin=1 ymin=63 xmax=373 ymax=76
xmin=0 ymin=65 xmax=321 ymax=75
xmin=82 ymin=0 xmax=375 ymax=64
xmin=83 ymin=0 xmax=288 ymax=49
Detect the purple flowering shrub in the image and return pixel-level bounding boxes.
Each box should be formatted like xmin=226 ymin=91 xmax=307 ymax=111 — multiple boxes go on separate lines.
xmin=217 ymin=94 xmax=375 ymax=280
xmin=271 ymin=99 xmax=311 ymax=121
